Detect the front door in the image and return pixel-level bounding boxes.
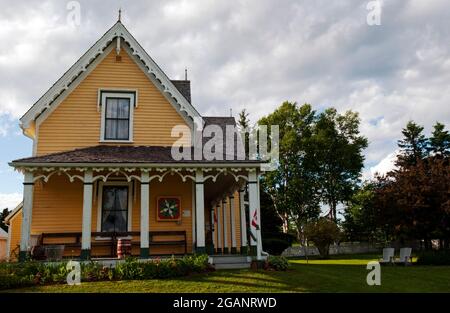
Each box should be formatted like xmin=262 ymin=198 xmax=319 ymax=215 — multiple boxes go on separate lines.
xmin=101 ymin=186 xmax=129 ymax=233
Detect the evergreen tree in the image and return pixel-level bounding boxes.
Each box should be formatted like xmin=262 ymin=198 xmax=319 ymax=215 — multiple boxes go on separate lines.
xmin=429 ymin=122 xmax=450 ymax=157
xmin=396 ymin=121 xmax=427 ymax=166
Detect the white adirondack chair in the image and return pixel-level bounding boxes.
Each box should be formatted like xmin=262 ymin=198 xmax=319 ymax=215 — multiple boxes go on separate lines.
xmin=396 ymin=247 xmax=412 ymax=265
xmin=380 ymin=248 xmax=394 ymax=264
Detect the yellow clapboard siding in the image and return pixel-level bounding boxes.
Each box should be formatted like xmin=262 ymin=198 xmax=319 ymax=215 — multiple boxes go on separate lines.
xmin=37 ymin=48 xmax=190 ymax=156
xmin=8 ymin=214 xmax=22 ymax=261
xmin=11 ymin=173 xmax=194 ymax=257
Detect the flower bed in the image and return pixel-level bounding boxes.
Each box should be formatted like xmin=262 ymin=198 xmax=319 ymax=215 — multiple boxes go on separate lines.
xmin=0 ymin=254 xmax=211 ymax=290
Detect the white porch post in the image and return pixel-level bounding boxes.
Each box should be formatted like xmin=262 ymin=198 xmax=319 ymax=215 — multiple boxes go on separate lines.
xmin=248 ymin=171 xmax=261 ymax=259
xmin=81 ymin=170 xmax=93 ymax=260
xmin=239 ymin=188 xmax=248 ymax=254
xmin=211 ymin=205 xmax=216 ymax=254
xmin=256 ymin=179 xmax=263 ymax=260
xmin=140 ymin=171 xmax=150 ymax=258
xmin=195 ymin=169 xmax=206 ymax=253
xmin=19 ymin=171 xmax=34 ymax=262
xmin=229 ymin=195 xmax=237 ymax=254
xmin=216 ymin=203 xmax=222 ymax=253
xmin=222 ymin=198 xmax=229 ymax=254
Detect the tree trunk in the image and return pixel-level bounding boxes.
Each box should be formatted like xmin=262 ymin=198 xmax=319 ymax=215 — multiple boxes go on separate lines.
xmin=328 ymin=201 xmax=337 ymax=223
xmin=281 ymin=213 xmax=289 ymax=234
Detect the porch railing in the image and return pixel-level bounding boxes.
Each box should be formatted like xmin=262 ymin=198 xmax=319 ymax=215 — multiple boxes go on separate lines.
xmin=33 ymin=231 xmax=187 ymax=259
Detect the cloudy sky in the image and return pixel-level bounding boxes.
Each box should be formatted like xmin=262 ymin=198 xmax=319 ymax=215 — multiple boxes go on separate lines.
xmin=0 ymin=0 xmax=449 ymax=210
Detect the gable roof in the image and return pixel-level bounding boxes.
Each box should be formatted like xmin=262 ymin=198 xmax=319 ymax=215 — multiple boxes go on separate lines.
xmin=20 ymin=21 xmax=201 ymax=131
xmin=4 ymin=202 xmax=22 ymax=224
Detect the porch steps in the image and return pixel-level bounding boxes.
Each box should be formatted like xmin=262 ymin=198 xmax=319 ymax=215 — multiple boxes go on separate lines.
xmin=209 ymin=255 xmax=252 ymax=270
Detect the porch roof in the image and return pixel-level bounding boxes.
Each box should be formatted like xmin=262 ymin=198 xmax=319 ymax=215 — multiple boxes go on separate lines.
xmin=10 ymin=145 xmax=262 ymax=166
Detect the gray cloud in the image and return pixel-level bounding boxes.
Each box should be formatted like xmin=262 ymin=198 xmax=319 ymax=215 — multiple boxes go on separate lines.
xmin=0 ymin=0 xmax=449 ymax=171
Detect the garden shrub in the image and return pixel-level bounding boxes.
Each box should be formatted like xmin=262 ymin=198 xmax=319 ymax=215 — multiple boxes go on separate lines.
xmin=0 ymin=254 xmax=211 ymax=290
xmin=417 ymin=250 xmax=450 ymax=265
xmin=304 ymin=218 xmax=342 ymax=259
xmin=115 ymin=257 xmax=144 ymax=280
xmin=267 ymin=255 xmax=290 ymax=271
xmin=81 ymin=262 xmax=113 ymax=282
xmin=263 ymin=238 xmax=291 ymax=255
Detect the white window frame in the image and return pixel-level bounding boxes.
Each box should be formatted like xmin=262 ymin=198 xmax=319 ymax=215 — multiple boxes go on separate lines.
xmin=96 ymin=181 xmax=133 ymax=239
xmin=99 ymin=90 xmax=136 ymax=143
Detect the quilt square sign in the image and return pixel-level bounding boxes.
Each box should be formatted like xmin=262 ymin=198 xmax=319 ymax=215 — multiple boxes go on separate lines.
xmin=157 ymin=196 xmax=181 ymax=221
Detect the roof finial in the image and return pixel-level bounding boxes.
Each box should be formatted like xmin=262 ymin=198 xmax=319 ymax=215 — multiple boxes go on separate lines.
xmin=185 ymin=67 xmax=188 ymax=80
xmin=118 ymin=8 xmax=122 ymax=22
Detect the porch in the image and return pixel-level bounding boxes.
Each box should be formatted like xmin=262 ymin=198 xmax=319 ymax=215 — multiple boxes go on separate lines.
xmin=11 ymin=157 xmax=263 ymax=262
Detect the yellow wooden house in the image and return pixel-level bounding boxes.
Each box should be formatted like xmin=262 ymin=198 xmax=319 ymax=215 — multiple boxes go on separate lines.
xmin=6 ymin=19 xmax=264 ymax=263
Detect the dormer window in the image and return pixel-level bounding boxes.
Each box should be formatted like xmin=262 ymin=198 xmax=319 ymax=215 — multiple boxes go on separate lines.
xmin=100 ymin=91 xmax=136 ymax=142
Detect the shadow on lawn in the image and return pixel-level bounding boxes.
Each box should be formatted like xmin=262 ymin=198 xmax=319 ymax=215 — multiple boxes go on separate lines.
xmin=169 ymin=263 xmax=373 ymax=293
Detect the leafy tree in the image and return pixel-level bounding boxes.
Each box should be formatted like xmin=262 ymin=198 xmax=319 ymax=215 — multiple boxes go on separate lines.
xmin=429 ymin=122 xmax=450 ymax=157
xmin=342 ymin=183 xmax=383 ymax=243
xmin=372 ymin=120 xmax=450 ymax=249
xmin=374 ymin=157 xmax=450 ymax=249
xmin=0 ymin=208 xmax=9 ymax=232
xmin=311 ymin=109 xmax=368 ymax=222
xmin=396 ymin=121 xmax=427 ymax=167
xmin=259 ymin=102 xmax=320 ymax=239
xmin=304 ymin=218 xmax=342 ymax=258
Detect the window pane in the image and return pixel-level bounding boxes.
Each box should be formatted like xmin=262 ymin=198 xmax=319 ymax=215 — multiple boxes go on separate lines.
xmin=106 ymin=98 xmax=118 ymax=118
xmin=101 ymin=187 xmax=128 ymax=232
xmin=115 ymin=187 xmax=128 ymax=210
xmin=117 ymin=120 xmax=129 ymax=140
xmin=117 ymin=99 xmax=130 ymax=118
xmin=102 ymin=187 xmax=115 ymax=209
xmin=105 ymin=120 xmax=117 ymax=139
xmin=102 ymin=211 xmax=127 ymax=232
xmin=114 ymin=210 xmax=127 ymax=232
xmin=102 ymin=211 xmax=116 ymax=232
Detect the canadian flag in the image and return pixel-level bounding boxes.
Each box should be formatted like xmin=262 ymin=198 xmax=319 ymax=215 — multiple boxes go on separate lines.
xmin=251 ymin=210 xmax=259 ymax=230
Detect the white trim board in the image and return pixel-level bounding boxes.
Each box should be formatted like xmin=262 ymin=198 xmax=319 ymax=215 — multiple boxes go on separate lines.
xmin=99 ymin=91 xmax=136 ymax=142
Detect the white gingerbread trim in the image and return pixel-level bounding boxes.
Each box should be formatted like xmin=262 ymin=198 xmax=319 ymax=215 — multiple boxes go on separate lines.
xmin=20 ymin=22 xmax=202 ymax=132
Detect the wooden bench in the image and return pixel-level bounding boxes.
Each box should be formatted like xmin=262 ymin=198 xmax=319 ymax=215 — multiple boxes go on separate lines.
xmin=35 ymin=230 xmax=187 ymax=258
xmin=149 ymin=231 xmax=187 ymax=255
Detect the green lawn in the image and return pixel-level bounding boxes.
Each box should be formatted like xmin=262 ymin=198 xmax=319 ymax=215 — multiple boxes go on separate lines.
xmin=4 ymin=254 xmax=450 ymax=293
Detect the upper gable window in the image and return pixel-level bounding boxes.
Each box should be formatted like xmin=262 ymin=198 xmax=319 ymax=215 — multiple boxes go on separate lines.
xmin=100 ymin=91 xmax=136 ymax=142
